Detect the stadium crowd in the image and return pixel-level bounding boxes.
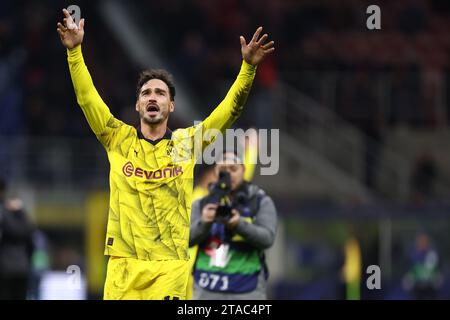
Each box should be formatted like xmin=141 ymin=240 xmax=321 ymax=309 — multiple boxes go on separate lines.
xmin=2 ymin=0 xmax=450 ymax=140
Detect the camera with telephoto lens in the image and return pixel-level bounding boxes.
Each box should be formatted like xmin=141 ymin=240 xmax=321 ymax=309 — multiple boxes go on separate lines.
xmin=206 ymin=171 xmax=233 ymax=223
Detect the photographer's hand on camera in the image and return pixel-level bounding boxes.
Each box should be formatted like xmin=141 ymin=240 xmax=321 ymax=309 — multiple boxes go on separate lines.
xmin=201 ymin=203 xmax=218 ymax=224
xmin=226 ymin=209 xmax=241 ymax=230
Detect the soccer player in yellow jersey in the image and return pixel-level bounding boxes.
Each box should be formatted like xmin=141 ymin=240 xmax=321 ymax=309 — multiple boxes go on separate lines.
xmin=56 ymin=8 xmax=274 ymax=300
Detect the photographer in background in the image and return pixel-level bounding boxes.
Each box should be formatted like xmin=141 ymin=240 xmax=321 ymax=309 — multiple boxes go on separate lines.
xmin=190 ymin=151 xmax=277 ymax=300
xmin=0 ymin=178 xmax=34 ymax=300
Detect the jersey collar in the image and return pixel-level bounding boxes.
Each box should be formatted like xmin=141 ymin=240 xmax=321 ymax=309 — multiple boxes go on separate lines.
xmin=136 ymin=126 xmax=173 ymax=145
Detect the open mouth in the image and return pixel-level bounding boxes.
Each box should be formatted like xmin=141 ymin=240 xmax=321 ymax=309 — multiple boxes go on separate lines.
xmin=146 ymin=104 xmax=160 ymax=116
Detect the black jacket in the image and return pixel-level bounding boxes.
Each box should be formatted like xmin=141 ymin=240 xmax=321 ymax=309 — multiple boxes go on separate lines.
xmin=0 ymin=205 xmax=34 ymax=276
xmin=190 ymin=182 xmax=277 ymax=250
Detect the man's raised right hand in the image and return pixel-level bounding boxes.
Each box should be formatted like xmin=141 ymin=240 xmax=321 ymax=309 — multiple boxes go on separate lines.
xmin=57 ymin=8 xmax=85 ymax=49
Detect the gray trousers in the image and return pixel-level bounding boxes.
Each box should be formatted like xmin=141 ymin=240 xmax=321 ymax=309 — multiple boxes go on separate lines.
xmin=193 ymin=272 xmax=267 ymax=300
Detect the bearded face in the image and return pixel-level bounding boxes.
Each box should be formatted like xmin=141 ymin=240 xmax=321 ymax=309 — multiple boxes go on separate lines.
xmin=136 ymin=79 xmax=174 ymax=125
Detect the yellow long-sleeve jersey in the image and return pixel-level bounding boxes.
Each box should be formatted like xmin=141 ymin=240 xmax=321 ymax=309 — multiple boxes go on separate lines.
xmin=67 ymin=45 xmax=256 ymax=261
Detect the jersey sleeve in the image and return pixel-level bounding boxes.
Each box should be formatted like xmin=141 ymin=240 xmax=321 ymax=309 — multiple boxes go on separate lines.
xmin=67 ymin=44 xmax=123 ymax=149
xmin=199 ymin=60 xmax=257 ymax=148
xmin=244 ymin=143 xmax=258 ymax=181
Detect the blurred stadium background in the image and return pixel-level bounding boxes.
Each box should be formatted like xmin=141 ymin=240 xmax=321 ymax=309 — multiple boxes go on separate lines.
xmin=1 ymin=0 xmax=450 ymax=299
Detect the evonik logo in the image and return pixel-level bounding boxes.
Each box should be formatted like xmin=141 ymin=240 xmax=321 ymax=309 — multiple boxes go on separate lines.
xmin=122 ymin=161 xmax=183 ymax=180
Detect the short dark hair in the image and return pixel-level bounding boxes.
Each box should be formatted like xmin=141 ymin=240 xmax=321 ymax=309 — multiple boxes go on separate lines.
xmin=136 ymin=69 xmax=176 ymax=101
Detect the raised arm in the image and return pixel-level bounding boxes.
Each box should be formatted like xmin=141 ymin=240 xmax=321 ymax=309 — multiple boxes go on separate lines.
xmin=57 ymin=8 xmax=121 ymax=148
xmin=200 ymin=27 xmax=275 ymax=145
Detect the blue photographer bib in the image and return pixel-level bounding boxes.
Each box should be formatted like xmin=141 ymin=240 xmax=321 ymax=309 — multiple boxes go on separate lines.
xmin=193 ymin=188 xmax=267 ymax=293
